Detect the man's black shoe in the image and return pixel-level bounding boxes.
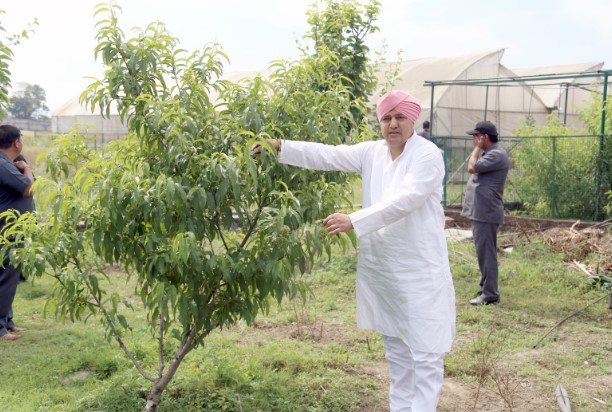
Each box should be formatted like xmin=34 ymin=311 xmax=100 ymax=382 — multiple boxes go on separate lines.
xmin=469 ymin=295 xmax=499 ymax=306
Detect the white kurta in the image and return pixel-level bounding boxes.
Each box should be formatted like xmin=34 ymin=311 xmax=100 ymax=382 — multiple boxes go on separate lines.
xmin=279 ymin=133 xmax=456 ymax=353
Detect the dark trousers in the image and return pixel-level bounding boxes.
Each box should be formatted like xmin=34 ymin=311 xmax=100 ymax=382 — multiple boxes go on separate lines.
xmin=472 ymin=221 xmax=500 ymax=301
xmin=0 ymin=255 xmax=21 ymax=336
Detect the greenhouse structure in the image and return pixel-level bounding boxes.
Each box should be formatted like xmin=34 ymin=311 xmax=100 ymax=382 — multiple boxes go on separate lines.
xmin=51 ymin=48 xmax=607 ymax=142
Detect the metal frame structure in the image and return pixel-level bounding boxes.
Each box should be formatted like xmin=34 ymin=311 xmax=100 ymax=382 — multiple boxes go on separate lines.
xmin=424 ymin=70 xmax=611 ymax=220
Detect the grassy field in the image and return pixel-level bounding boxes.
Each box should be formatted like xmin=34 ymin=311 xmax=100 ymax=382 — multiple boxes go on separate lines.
xmin=2 ymin=134 xmax=611 ymax=411
xmin=17 ymin=131 xmax=53 ymax=171
xmin=2 ymin=227 xmax=611 ymax=411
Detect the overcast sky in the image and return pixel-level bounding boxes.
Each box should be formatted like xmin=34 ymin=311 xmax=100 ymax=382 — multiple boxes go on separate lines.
xmin=3 ymin=0 xmax=611 ymax=113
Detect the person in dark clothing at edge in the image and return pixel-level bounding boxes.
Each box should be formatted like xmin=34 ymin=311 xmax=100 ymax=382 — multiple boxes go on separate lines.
xmin=14 ymin=154 xmax=31 ymax=284
xmin=0 ymin=125 xmax=35 ymax=341
xmin=419 ymin=120 xmax=444 ymax=150
xmin=418 ymin=120 xmax=430 ymax=139
xmin=461 ymin=120 xmax=509 ymax=306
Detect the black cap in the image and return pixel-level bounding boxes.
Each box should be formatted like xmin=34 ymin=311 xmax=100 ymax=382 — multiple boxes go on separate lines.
xmin=466 ymin=120 xmax=498 ymax=137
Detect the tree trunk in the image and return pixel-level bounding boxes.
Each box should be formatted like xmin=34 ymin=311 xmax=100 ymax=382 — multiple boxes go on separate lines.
xmin=142 ymin=341 xmax=195 ymax=412
xmin=144 ymin=388 xmax=162 ymax=412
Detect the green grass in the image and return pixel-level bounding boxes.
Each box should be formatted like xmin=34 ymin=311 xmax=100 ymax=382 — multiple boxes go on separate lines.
xmin=2 ymin=231 xmax=611 ymax=411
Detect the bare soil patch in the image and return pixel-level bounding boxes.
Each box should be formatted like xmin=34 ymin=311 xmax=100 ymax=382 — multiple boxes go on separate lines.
xmin=543 ymin=226 xmax=612 ymax=273
xmin=446 ymin=209 xmax=612 ymax=275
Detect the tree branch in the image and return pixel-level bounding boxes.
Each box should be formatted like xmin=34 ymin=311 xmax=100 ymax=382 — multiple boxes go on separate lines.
xmin=215 ymin=217 xmax=229 ymax=252
xmin=157 ymin=305 xmax=165 ymax=379
xmin=533 ymin=291 xmax=612 ymax=348
xmin=239 ymin=203 xmax=263 ymax=251
xmin=75 ymin=257 xmax=156 ymax=382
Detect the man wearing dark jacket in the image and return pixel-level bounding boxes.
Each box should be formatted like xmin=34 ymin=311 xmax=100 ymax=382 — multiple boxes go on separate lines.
xmin=0 ymin=125 xmax=35 ymax=341
xmin=461 ymin=120 xmax=509 ymax=305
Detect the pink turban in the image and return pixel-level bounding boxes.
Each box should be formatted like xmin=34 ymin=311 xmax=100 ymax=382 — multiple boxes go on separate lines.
xmin=376 ymin=90 xmax=421 ymax=124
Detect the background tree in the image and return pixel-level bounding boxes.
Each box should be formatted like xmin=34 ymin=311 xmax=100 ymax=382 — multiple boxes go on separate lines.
xmin=302 ymin=0 xmax=381 ymax=130
xmin=13 ymin=1 xmax=380 ymax=411
xmin=577 ymin=92 xmax=612 ymax=220
xmin=512 ymin=93 xmax=611 ymax=221
xmin=8 ymin=83 xmax=49 ymax=119
xmin=0 ymin=11 xmax=12 ymax=117
xmin=0 ymin=10 xmax=37 ymax=119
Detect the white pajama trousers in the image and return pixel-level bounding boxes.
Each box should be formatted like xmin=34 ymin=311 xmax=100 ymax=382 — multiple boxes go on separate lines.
xmin=382 ymin=335 xmax=445 ymax=412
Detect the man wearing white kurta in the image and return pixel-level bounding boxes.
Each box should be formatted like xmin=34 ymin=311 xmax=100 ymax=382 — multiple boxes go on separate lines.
xmin=261 ymin=91 xmax=456 ymax=411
